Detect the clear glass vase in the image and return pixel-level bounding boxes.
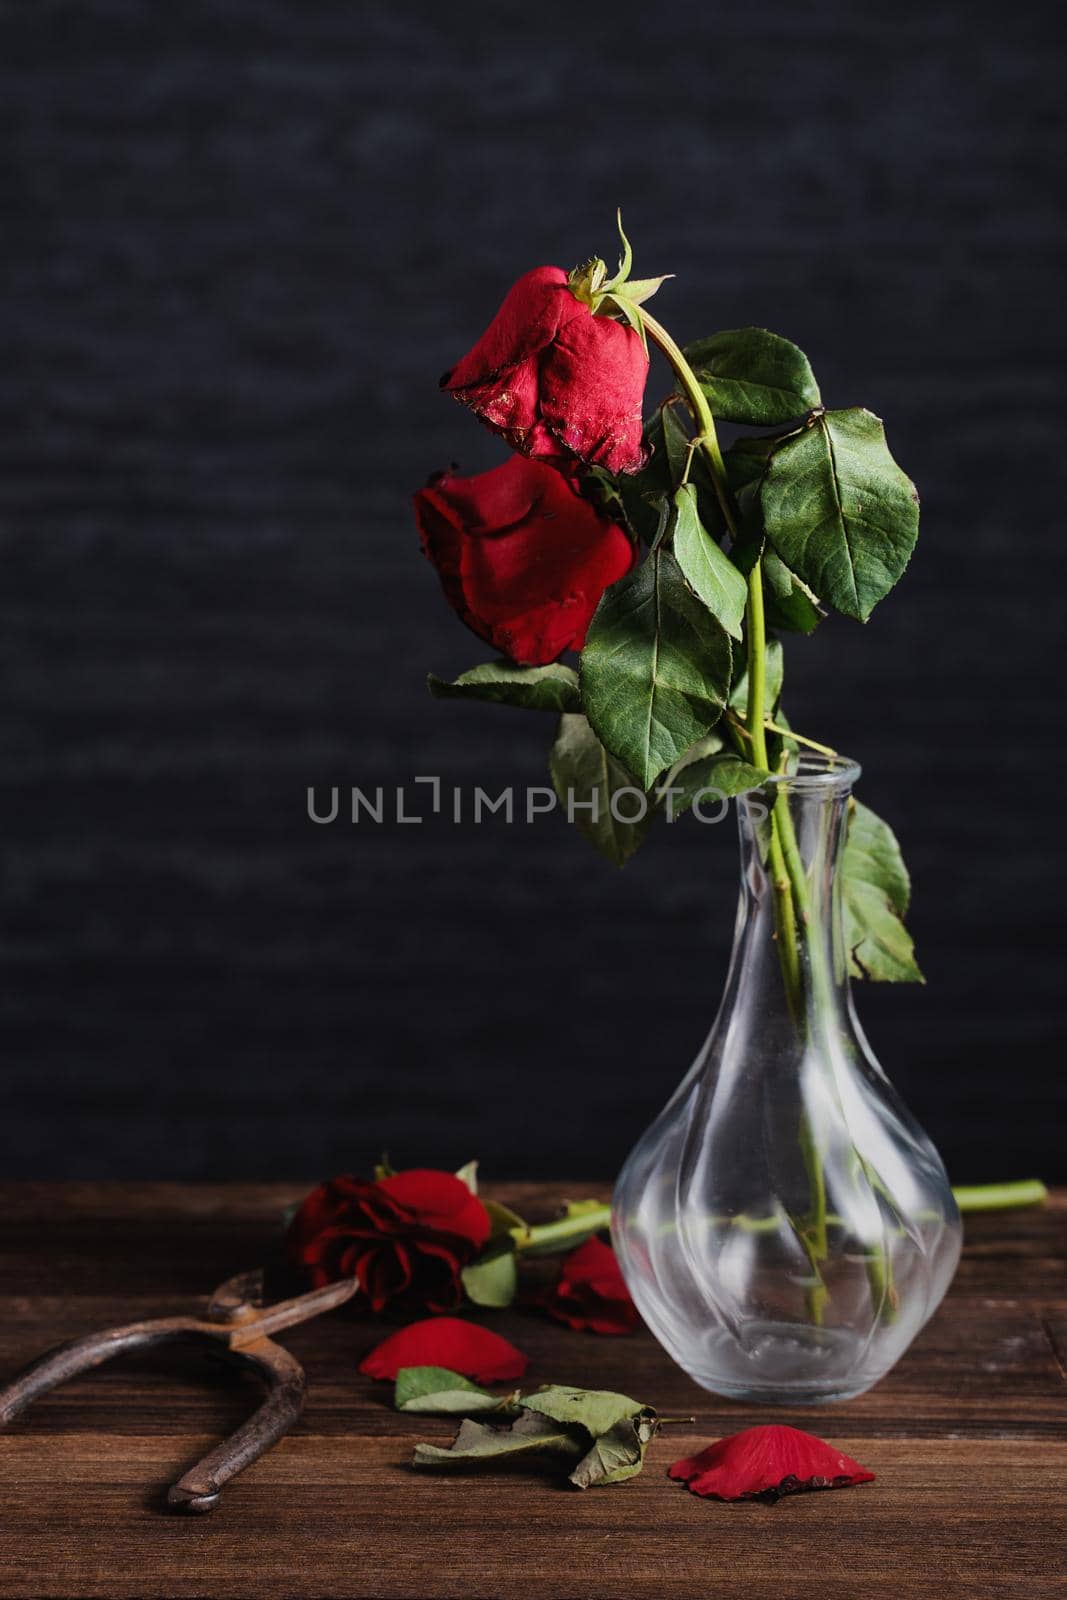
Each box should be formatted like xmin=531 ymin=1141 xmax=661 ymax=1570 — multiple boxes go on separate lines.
xmin=611 ymin=755 xmax=961 ymax=1403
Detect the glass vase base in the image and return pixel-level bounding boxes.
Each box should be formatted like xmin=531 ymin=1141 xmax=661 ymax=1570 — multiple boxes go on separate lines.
xmin=681 ymin=1321 xmax=877 ymax=1405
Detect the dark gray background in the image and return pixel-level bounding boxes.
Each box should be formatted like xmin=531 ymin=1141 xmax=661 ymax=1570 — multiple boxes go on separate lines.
xmin=3 ymin=1 xmax=1064 ymax=1182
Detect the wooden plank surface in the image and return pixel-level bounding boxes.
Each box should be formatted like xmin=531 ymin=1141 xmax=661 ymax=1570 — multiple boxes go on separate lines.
xmin=0 ymin=1184 xmax=1064 ymax=1599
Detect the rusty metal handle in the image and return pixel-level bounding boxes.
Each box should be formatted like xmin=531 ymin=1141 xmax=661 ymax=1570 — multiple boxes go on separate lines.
xmin=166 ymin=1339 xmax=307 ymax=1512
xmin=0 ymin=1318 xmax=206 ymax=1425
xmin=0 ymin=1317 xmax=307 ymax=1513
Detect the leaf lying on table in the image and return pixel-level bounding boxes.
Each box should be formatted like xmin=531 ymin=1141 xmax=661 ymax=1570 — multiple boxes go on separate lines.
xmin=411 ymin=1384 xmax=659 ymax=1489
xmin=394 ymin=1366 xmax=523 ymax=1416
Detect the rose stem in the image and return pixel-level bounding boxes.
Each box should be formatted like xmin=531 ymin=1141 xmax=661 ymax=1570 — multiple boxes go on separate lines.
xmin=639 ymin=307 xmax=827 ymax=1318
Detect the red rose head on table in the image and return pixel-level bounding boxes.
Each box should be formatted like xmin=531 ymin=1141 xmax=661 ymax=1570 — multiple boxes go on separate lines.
xmin=287 ymin=1161 xmax=632 ymax=1328
xmin=286 ymin=1168 xmax=491 ymax=1313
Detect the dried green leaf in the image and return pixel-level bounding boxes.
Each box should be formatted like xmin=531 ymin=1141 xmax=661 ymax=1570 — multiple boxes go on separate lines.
xmin=412 ymin=1385 xmax=659 ymax=1489
xmin=461 ymin=1239 xmax=519 ymax=1308
xmin=412 ymin=1409 xmax=587 ymax=1472
xmin=428 ymin=661 xmax=580 ymax=714
xmin=394 ymin=1366 xmax=518 ymax=1416
xmin=581 ymin=547 xmax=732 ymax=788
xmin=550 ymin=712 xmax=655 ymax=868
xmin=686 ymin=327 xmax=821 ymax=426
xmin=760 ymin=408 xmax=919 ymax=622
xmin=843 ymin=800 xmax=923 ymax=983
xmin=672 ymin=484 xmax=748 ymax=641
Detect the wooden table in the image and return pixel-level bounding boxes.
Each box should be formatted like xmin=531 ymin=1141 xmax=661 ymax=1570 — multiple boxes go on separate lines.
xmin=0 ymin=1184 xmax=1063 ymax=1599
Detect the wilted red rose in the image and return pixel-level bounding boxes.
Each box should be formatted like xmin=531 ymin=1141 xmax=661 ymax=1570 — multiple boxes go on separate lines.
xmin=286 ymin=1169 xmax=491 ymax=1315
xmin=541 ymin=1236 xmax=639 ymax=1335
xmin=415 ymin=455 xmax=634 ymax=666
xmin=359 ymin=1317 xmax=529 ymax=1383
xmin=442 ymin=266 xmax=649 ymax=474
xmin=668 ymin=1425 xmax=875 ymax=1502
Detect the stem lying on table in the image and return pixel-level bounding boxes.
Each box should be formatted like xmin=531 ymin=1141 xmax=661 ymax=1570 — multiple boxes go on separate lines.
xmin=952 ymin=1180 xmax=1048 ymax=1212
xmin=514 ymin=1181 xmax=1048 ymax=1264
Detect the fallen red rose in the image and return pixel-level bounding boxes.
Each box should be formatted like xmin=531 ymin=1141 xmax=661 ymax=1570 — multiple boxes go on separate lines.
xmin=668 ymin=1425 xmax=875 ymax=1502
xmin=415 ymin=455 xmax=634 ymax=666
xmin=442 ymin=265 xmax=648 ymax=474
xmin=286 ymin=1169 xmax=491 ymax=1315
xmin=360 ymin=1318 xmax=529 ymax=1383
xmin=542 ymin=1236 xmax=639 ymax=1336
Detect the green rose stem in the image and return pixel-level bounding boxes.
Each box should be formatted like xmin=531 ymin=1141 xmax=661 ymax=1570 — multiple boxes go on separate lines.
xmin=640 ymin=307 xmax=830 ymax=1318
xmin=621 ymin=306 xmax=1048 ymax=1320
xmin=524 ymin=1180 xmax=1048 ymax=1255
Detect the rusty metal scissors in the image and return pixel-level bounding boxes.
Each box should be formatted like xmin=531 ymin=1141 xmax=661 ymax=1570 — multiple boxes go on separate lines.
xmin=0 ymin=1268 xmax=357 ymax=1512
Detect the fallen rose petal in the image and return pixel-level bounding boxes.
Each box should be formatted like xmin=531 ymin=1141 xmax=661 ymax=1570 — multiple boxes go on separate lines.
xmin=542 ymin=1237 xmax=639 ymax=1336
xmin=360 ymin=1318 xmax=529 ymax=1383
xmin=668 ymin=1425 xmax=875 ymax=1502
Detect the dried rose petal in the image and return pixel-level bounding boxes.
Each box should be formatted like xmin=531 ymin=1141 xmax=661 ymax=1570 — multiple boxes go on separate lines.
xmin=359 ymin=1318 xmax=528 ymax=1383
xmin=669 ymin=1425 xmax=875 ymax=1502
xmin=541 ymin=1237 xmax=639 ymax=1335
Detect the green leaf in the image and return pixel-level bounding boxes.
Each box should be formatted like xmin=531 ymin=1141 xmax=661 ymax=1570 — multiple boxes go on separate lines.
xmin=646 ymin=401 xmax=693 ymax=492
xmin=412 ymin=1387 xmax=659 ymax=1490
xmin=671 ymin=484 xmax=747 ymax=641
xmin=523 ymin=1386 xmax=645 ymax=1437
xmin=662 ymin=752 xmax=770 ymax=816
xmin=428 ymin=660 xmax=580 ymax=714
xmin=484 ymin=1198 xmax=527 ymax=1237
xmin=723 ymin=433 xmax=782 ymax=497
xmin=373 ymin=1154 xmax=396 ymax=1181
xmin=394 ymin=1367 xmax=519 ymax=1416
xmin=580 ymin=548 xmax=732 ymax=788
xmin=762 ymin=549 xmax=823 ymax=634
xmin=523 ymin=1387 xmax=659 ymax=1490
xmin=412 ymin=1409 xmax=587 ymax=1472
xmin=461 ymin=1239 xmax=519 ymax=1308
xmin=599 ymin=292 xmax=648 ymax=350
xmin=843 ymin=800 xmax=923 ymax=983
xmin=549 ymin=712 xmax=655 ymax=867
xmin=729 ymin=638 xmax=785 ymax=717
xmin=685 ymin=327 xmax=821 ymax=426
xmin=760 ymin=408 xmax=919 ymax=622
xmin=569 ymin=1415 xmax=659 ymax=1489
xmin=454 ymin=1159 xmax=478 ymax=1193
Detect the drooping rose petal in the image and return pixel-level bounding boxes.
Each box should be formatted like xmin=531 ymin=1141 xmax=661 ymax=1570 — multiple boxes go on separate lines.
xmin=542 ymin=1237 xmax=639 ymax=1336
xmin=415 ymin=456 xmax=634 ymax=666
xmin=668 ymin=1425 xmax=875 ymax=1502
xmin=442 ymin=265 xmax=648 ymax=474
xmin=375 ymin=1170 xmax=491 ymax=1250
xmin=360 ymin=1318 xmax=529 ymax=1383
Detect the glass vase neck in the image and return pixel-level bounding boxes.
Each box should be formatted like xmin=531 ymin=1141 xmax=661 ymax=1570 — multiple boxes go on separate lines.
xmin=733 ymin=754 xmax=861 ymax=1024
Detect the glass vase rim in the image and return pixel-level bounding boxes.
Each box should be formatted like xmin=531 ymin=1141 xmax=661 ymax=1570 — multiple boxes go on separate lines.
xmin=761 ymin=752 xmax=862 ymax=795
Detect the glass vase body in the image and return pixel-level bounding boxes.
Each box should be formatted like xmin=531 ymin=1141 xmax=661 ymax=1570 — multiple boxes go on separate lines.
xmin=611 ymin=758 xmax=961 ymax=1403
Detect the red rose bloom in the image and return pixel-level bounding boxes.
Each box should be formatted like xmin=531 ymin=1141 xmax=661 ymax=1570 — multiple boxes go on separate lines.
xmin=442 ymin=266 xmax=649 ymax=474
xmin=542 ymin=1236 xmax=639 ymax=1335
xmin=286 ymin=1169 xmax=491 ymax=1315
xmin=415 ymin=455 xmax=634 ymax=666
